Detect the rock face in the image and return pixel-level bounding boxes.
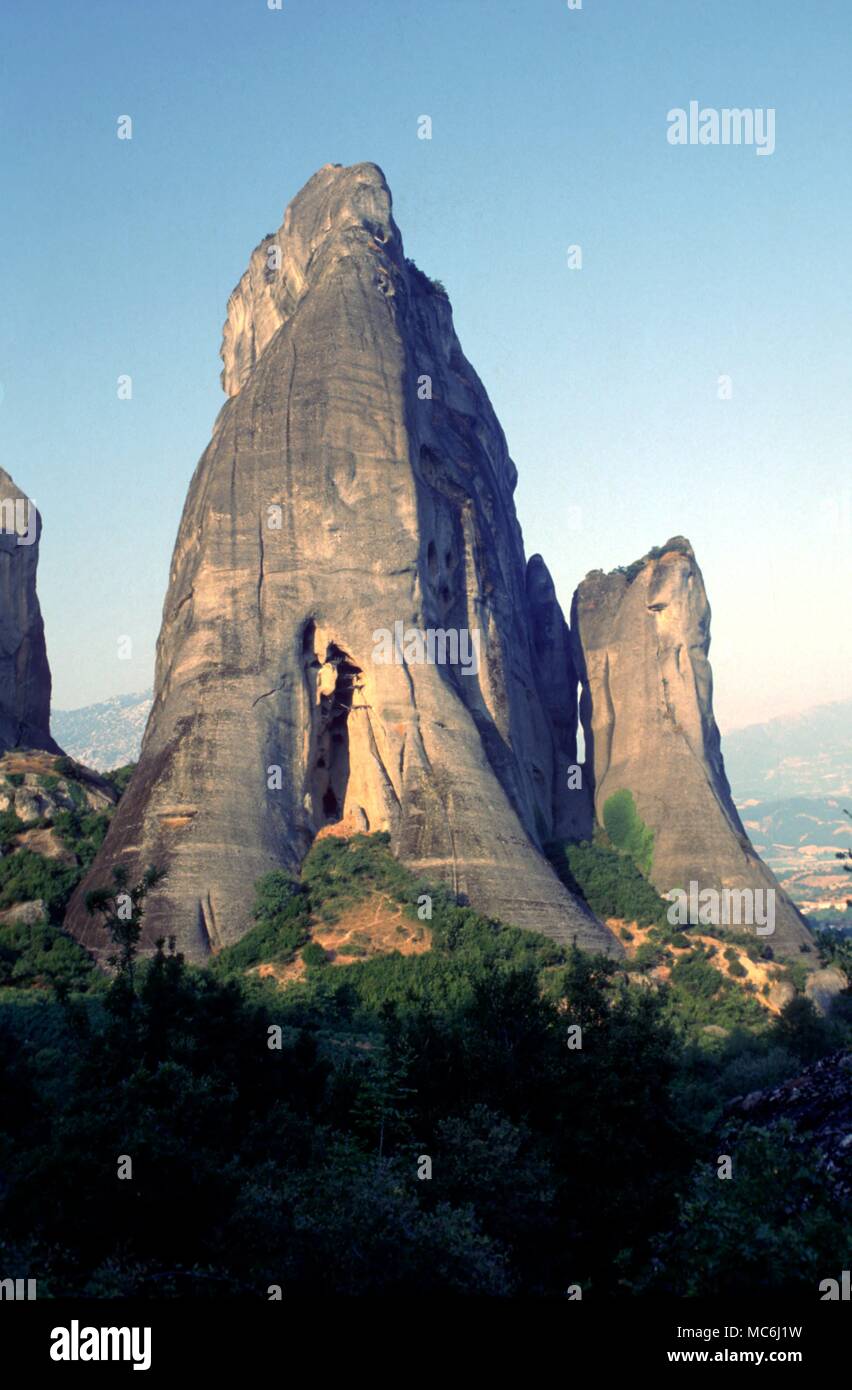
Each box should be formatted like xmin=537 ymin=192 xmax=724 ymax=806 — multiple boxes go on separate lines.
xmin=571 ymin=538 xmax=813 ymax=958
xmin=66 ymin=162 xmax=618 ymax=963
xmin=0 ymin=469 xmax=60 ymax=756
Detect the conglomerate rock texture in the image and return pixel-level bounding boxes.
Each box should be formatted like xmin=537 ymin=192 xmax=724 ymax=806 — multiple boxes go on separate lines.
xmin=67 ymin=162 xmax=617 ymax=962
xmin=570 ymin=538 xmax=813 ymax=958
xmin=0 ymin=468 xmax=60 ymax=756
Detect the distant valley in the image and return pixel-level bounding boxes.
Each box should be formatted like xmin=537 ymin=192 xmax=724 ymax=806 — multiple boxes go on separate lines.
xmin=723 ymin=699 xmax=851 ymax=919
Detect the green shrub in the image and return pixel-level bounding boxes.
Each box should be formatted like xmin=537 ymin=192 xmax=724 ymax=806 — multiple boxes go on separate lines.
xmin=405 ymin=259 xmax=448 ymax=298
xmin=0 ymin=809 xmax=24 ymax=853
xmin=618 ymin=539 xmax=693 ymax=587
xmin=602 ymin=790 xmax=654 ymax=875
xmin=0 ymin=849 xmax=81 ymax=920
xmin=53 ymin=809 xmax=111 ymax=871
xmin=253 ymin=870 xmax=303 ymax=921
xmin=670 ymin=933 xmax=694 ymax=951
xmin=771 ymin=996 xmax=832 ymax=1061
xmin=103 ymin=764 xmax=136 ymax=799
xmin=784 ymin=960 xmax=809 ymax=993
xmin=633 ymin=941 xmax=664 ymax=971
xmin=302 ymin=942 xmax=329 ymax=969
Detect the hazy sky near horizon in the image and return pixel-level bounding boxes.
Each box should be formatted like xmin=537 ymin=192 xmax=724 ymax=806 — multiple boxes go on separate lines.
xmin=1 ymin=0 xmax=849 ymax=729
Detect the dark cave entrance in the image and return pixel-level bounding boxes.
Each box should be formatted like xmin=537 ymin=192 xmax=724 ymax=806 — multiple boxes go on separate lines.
xmin=304 ymin=626 xmax=363 ymax=829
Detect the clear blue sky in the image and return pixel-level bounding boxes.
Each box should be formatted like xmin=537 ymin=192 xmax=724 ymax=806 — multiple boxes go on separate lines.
xmin=1 ymin=0 xmax=849 ymax=728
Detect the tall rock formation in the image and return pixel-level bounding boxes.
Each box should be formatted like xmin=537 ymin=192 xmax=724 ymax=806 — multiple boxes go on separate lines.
xmin=67 ymin=162 xmax=618 ymax=962
xmin=571 ymin=538 xmax=812 ymax=958
xmin=0 ymin=469 xmax=60 ymax=755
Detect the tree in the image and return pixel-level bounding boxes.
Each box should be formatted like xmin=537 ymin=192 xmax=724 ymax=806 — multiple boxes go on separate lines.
xmin=85 ymin=864 xmax=164 ymax=989
xmin=351 ymin=1037 xmax=416 ymax=1160
xmin=602 ymin=789 xmax=655 ymax=875
xmin=772 ymin=995 xmax=829 ymax=1061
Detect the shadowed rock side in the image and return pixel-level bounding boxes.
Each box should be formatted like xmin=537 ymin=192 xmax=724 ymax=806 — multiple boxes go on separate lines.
xmin=67 ymin=161 xmax=617 ymax=962
xmin=0 ymin=468 xmax=61 ymax=756
xmin=570 ymin=538 xmax=812 ymax=959
xmin=526 ymin=554 xmax=593 ymax=842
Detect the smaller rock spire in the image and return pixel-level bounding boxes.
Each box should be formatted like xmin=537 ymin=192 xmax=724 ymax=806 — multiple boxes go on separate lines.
xmin=0 ymin=467 xmax=61 ymax=755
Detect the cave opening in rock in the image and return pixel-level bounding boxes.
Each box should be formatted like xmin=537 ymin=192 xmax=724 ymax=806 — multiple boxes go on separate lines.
xmin=306 ymin=637 xmax=363 ymax=829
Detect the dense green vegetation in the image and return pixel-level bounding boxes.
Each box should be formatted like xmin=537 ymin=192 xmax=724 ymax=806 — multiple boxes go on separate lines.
xmin=663 ymin=948 xmax=766 ymax=1032
xmin=547 ymin=836 xmax=668 ymax=926
xmin=0 ymin=917 xmax=96 ymax=991
xmin=0 ymin=760 xmax=123 ymax=924
xmin=0 ymin=762 xmax=132 ymax=989
xmin=0 ymin=849 xmax=81 ymax=919
xmin=0 ymin=831 xmax=848 ymax=1297
xmin=631 ymin=1121 xmax=847 ymax=1295
xmin=601 ymin=789 xmax=655 ymax=875
xmin=103 ymin=764 xmax=136 ymax=798
xmin=210 ymin=872 xmax=311 ymax=975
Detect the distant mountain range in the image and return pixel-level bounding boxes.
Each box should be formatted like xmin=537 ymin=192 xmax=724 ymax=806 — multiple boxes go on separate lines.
xmin=722 ymin=699 xmax=851 ymax=915
xmin=52 ymin=690 xmax=153 ymax=771
xmin=722 ymin=698 xmax=851 ymax=801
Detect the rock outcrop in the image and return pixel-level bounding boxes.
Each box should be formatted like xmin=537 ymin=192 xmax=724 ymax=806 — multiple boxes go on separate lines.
xmin=570 ymin=538 xmax=813 ymax=958
xmin=724 ymin=1050 xmax=852 ymax=1203
xmin=0 ymin=749 xmax=115 ymax=824
xmin=67 ymin=162 xmax=618 ymax=963
xmin=0 ymin=469 xmax=60 ymax=756
xmin=0 ymin=753 xmax=118 ymax=935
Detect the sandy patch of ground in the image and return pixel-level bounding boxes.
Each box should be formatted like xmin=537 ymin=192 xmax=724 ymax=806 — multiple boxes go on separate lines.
xmin=255 ymin=891 xmax=431 ymax=987
xmin=606 ymin=918 xmax=789 ymax=1014
xmin=11 ymin=826 xmax=76 ymax=864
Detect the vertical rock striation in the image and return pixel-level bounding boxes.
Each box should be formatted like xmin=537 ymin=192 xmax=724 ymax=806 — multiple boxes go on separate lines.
xmin=0 ymin=468 xmax=60 ymax=755
xmin=67 ymin=162 xmax=618 ymax=962
xmin=571 ymin=538 xmax=812 ymax=958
